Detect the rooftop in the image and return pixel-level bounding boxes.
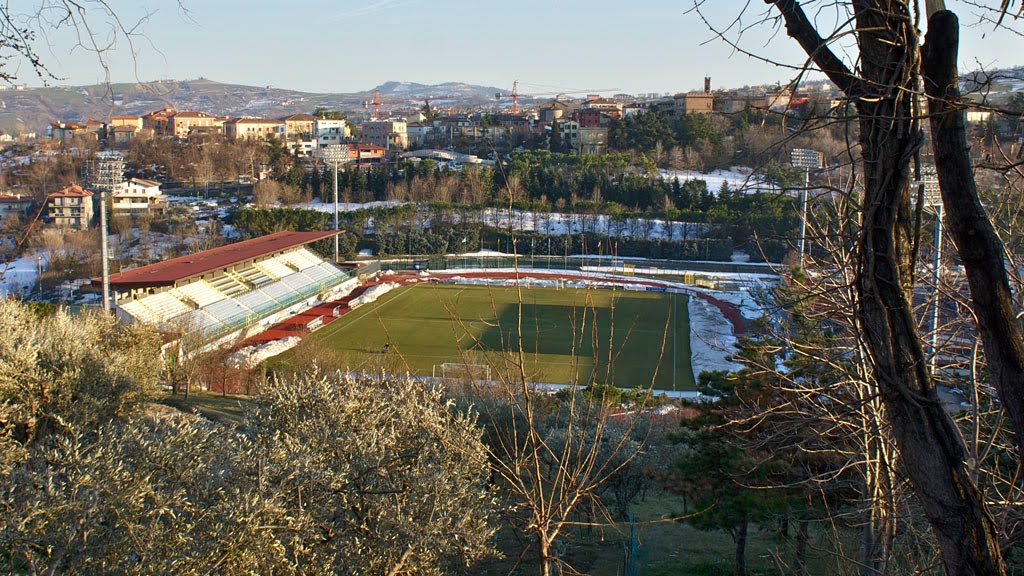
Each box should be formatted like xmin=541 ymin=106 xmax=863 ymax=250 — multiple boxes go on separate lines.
xmin=100 ymin=230 xmax=341 ymax=289
xmin=50 ymin=185 xmax=93 ymax=198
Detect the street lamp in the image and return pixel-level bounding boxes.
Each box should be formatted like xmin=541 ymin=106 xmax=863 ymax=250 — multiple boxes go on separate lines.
xmin=321 ymin=144 xmax=349 ymax=263
xmin=914 ymin=165 xmax=943 ymax=372
xmin=790 ymin=148 xmax=823 ymax=268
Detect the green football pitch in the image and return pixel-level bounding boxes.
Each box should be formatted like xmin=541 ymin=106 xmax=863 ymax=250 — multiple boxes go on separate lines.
xmin=273 ymin=283 xmax=695 ymax=391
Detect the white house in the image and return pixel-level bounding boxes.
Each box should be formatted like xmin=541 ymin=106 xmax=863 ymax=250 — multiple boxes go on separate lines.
xmin=112 ymin=178 xmax=166 ymax=214
xmin=314 ymin=118 xmax=348 ymax=148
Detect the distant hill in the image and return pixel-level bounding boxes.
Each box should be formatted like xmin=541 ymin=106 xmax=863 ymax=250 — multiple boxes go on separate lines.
xmin=375 ymin=80 xmax=503 ymax=100
xmin=0 ymin=78 xmax=505 ymax=135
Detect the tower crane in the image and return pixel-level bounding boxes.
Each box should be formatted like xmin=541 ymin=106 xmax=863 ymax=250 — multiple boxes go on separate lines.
xmin=495 ymin=80 xmax=621 ymax=113
xmin=362 ymin=88 xmax=383 ymax=120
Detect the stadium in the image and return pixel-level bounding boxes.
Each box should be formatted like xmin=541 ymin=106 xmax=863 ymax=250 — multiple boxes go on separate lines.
xmin=103 ymin=232 xmax=761 ymax=398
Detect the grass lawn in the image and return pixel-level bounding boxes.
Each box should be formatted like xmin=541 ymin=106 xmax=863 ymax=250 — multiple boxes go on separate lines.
xmin=272 ymin=283 xmax=695 ymax=391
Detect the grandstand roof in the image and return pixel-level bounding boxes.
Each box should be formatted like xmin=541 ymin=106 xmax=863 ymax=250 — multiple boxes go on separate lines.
xmin=99 ymin=230 xmax=340 ymax=289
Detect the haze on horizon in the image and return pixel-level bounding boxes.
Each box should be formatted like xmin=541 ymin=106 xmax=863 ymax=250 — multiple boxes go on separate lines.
xmin=10 ymin=0 xmax=1022 ymax=96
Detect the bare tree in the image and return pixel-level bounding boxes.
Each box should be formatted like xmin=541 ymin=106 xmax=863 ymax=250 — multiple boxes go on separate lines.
xmin=693 ymin=0 xmax=1024 ymax=573
xmin=1 ymin=1 xmax=189 ymax=86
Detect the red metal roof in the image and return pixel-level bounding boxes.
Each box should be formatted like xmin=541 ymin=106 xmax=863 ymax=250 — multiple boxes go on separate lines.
xmin=99 ymin=230 xmax=340 ymax=289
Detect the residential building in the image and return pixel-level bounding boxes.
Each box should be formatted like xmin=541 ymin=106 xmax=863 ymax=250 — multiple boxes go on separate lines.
xmin=622 ymin=103 xmax=646 ymax=117
xmin=112 ymin=178 xmax=166 ymax=214
xmin=142 ymin=107 xmax=175 ymax=135
xmin=287 ymin=139 xmax=318 ymax=157
xmin=538 ymin=99 xmax=573 ymax=123
xmin=50 ymin=121 xmax=101 ymax=144
xmin=224 ymin=117 xmax=286 ymax=141
xmin=314 ymin=117 xmax=349 ymax=147
xmin=282 ymin=113 xmax=316 ymax=140
xmin=109 ymin=115 xmax=142 ymax=131
xmin=362 ymin=120 xmax=408 ymax=150
xmin=0 ymin=193 xmax=32 ymax=218
xmin=576 ymin=108 xmax=610 ymax=128
xmin=47 ymin=185 xmax=94 ymax=230
xmin=347 ymin=143 xmax=386 ymax=167
xmin=673 ymin=92 xmax=714 ymax=115
xmin=168 ymin=111 xmax=223 ymax=139
xmin=577 ymin=126 xmax=609 ymax=155
xmin=581 ymin=97 xmax=623 ymax=119
xmin=714 ymin=93 xmax=749 ymax=114
xmin=406 ymin=122 xmax=427 ymax=147
xmin=558 ymin=120 xmax=581 ymax=149
xmin=406 ymin=111 xmax=428 ymax=124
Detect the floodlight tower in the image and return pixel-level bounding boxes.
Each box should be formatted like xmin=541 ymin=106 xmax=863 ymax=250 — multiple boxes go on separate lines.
xmin=790 ymin=148 xmax=823 ymax=268
xmin=322 ymin=144 xmax=349 ymax=262
xmin=87 ymin=151 xmax=125 ymax=313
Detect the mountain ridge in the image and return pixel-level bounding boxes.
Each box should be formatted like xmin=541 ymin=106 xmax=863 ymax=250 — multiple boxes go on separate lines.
xmin=0 ymin=78 xmax=506 ymax=134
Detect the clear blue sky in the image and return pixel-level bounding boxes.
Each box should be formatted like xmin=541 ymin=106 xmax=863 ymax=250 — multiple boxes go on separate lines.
xmin=13 ymin=0 xmax=1020 ymax=95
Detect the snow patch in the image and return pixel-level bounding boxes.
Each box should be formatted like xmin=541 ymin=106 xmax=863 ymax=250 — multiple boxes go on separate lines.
xmin=349 ymin=282 xmax=399 ymax=309
xmin=228 ymin=336 xmax=302 ymax=369
xmin=689 ymin=296 xmax=743 ymax=376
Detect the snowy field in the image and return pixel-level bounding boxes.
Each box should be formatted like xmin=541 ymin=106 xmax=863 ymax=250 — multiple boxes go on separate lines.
xmin=0 ymin=256 xmax=40 ymax=297
xmin=469 ymin=209 xmax=710 ymax=240
xmin=294 ymin=199 xmax=407 ymax=213
xmin=658 ymin=168 xmax=780 ymax=194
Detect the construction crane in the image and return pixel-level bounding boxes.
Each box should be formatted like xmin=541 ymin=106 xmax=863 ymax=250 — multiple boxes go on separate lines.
xmin=363 ymin=88 xmax=434 ymax=121
xmin=496 ymin=80 xmax=621 ymax=113
xmin=362 ymin=88 xmax=383 ymax=120
xmin=495 ymin=80 xmax=520 ymax=114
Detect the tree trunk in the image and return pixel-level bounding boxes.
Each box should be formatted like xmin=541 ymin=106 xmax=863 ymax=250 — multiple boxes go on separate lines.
xmin=767 ymin=2 xmax=1006 ymax=574
xmin=539 ymin=534 xmax=552 ymax=576
xmin=734 ymin=517 xmax=748 ymax=576
xmin=922 ymin=9 xmax=1024 ymax=464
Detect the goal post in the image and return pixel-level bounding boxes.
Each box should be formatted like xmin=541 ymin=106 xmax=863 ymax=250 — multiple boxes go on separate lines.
xmin=435 ymin=362 xmax=492 ymax=382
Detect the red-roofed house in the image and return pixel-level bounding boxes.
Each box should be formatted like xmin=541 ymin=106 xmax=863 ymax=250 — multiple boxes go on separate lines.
xmin=47 ymin=185 xmax=94 ymax=230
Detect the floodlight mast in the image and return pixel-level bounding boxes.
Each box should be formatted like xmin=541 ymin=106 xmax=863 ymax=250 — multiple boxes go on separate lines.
xmin=322 ymin=144 xmax=349 ymax=262
xmin=790 ymin=148 xmax=823 ymax=268
xmin=88 ymin=152 xmax=125 ymax=313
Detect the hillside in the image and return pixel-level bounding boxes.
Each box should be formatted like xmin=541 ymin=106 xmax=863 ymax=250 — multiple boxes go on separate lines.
xmin=0 ymin=78 xmax=504 ymax=135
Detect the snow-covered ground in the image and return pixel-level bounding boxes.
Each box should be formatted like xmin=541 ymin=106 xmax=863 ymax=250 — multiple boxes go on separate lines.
xmin=658 ymin=168 xmax=780 ymax=194
xmin=471 ymin=208 xmax=710 ymax=240
xmin=294 ymin=199 xmax=407 ymax=213
xmin=688 ymin=296 xmax=743 ymax=376
xmin=0 ymin=255 xmax=41 ymax=297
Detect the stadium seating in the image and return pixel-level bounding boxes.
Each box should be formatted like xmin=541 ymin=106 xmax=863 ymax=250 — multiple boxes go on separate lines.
xmin=174 ymin=280 xmax=225 ymax=308
xmin=117 ymin=244 xmax=354 ymax=342
xmin=301 ymin=264 xmax=333 ymax=283
xmin=209 ymin=274 xmax=248 ymax=298
xmin=173 ymin=309 xmax=225 ymax=336
xmin=255 ymin=257 xmax=294 ymax=279
xmin=203 ymin=298 xmax=254 ymax=328
xmin=278 ymin=249 xmax=320 ymax=271
xmin=235 ymin=263 xmax=275 ymax=288
xmin=120 ymin=299 xmax=163 ymax=325
xmin=138 ymin=292 xmax=192 ymax=321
